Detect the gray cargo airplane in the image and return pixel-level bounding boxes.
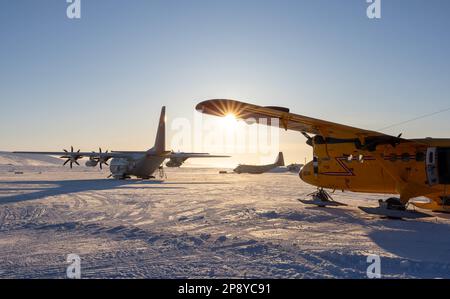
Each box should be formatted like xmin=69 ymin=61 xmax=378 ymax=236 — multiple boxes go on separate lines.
xmin=14 ymin=107 xmax=228 ymax=179
xmin=234 ymin=152 xmax=285 ymax=174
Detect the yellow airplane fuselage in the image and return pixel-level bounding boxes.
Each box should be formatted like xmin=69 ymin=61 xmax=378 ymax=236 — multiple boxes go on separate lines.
xmin=299 ymin=137 xmax=450 ymax=212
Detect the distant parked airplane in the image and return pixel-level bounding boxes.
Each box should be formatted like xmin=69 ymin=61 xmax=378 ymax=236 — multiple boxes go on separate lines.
xmin=267 ymin=163 xmax=304 ymax=173
xmin=234 ymin=152 xmax=285 ymax=174
xmin=14 ymin=107 xmax=228 ymax=179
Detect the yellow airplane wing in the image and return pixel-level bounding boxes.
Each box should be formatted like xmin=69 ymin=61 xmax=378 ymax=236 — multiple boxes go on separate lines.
xmin=196 ymin=99 xmax=390 ymax=140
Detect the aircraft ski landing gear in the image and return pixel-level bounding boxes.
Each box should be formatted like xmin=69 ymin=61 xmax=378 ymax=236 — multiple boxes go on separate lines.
xmin=310 ymin=188 xmax=333 ymax=201
xmin=378 ymin=198 xmax=406 ymax=211
xmin=298 ymin=188 xmax=347 ymax=207
xmin=359 ymin=198 xmax=431 ymax=220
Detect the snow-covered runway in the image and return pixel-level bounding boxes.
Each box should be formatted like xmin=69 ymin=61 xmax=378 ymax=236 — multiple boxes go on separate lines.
xmin=1 ymin=166 xmax=450 ymax=278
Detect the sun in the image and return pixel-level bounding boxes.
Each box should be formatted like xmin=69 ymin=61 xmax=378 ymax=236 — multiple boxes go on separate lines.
xmin=221 ymin=113 xmax=238 ymax=129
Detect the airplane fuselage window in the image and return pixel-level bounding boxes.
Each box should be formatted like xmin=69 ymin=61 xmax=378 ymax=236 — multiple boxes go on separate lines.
xmin=437 ymin=148 xmax=450 ymax=184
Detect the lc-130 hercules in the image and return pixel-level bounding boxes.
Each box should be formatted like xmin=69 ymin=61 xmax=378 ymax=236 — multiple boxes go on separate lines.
xmin=15 ymin=106 xmax=228 ymax=180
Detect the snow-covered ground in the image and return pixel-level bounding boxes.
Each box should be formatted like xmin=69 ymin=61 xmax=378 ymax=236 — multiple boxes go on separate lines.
xmin=1 ymin=154 xmax=450 ymax=278
xmin=0 ymin=151 xmax=62 ymax=167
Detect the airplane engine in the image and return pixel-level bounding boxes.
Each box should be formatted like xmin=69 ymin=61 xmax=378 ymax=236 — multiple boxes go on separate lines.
xmin=166 ymin=160 xmax=182 ymax=167
xmin=85 ymin=159 xmax=98 ymax=167
xmin=166 ymin=157 xmax=188 ymax=168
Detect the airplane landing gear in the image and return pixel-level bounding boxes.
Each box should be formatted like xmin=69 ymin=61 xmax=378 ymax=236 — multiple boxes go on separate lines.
xmin=298 ymin=188 xmax=347 ymax=207
xmin=158 ymin=166 xmax=167 ymax=179
xmin=359 ymin=197 xmax=431 ymax=220
xmin=378 ymin=197 xmax=406 ymax=211
xmin=309 ymin=188 xmax=334 ymax=202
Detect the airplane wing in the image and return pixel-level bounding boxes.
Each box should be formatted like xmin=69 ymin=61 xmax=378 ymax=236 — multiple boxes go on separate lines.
xmin=13 ymin=147 xmax=131 ymax=169
xmin=13 ymin=150 xmax=129 ymax=159
xmin=111 ymin=151 xmax=173 ymax=157
xmin=164 ymin=152 xmax=228 ymax=167
xmin=168 ymin=152 xmax=230 ymax=159
xmin=196 ymin=99 xmax=387 ymax=139
xmin=110 ymin=151 xmax=227 ymax=158
xmin=196 ymin=99 xmax=418 ymax=150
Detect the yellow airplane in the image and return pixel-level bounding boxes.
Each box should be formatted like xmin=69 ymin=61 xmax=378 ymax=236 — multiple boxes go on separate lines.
xmin=196 ymin=99 xmax=450 ymax=215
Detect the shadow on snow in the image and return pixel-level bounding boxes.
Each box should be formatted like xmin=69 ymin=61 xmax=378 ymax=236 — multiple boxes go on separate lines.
xmin=0 ymin=179 xmax=183 ymax=204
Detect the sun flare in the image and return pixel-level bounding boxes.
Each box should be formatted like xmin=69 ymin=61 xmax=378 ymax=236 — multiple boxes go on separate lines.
xmin=221 ymin=113 xmax=238 ymax=129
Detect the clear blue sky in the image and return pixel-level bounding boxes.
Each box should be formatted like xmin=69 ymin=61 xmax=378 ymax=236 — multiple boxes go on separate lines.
xmin=1 ymin=0 xmax=449 ymax=165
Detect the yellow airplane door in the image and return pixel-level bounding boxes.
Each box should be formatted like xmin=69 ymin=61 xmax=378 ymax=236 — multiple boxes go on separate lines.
xmin=426 ymin=147 xmax=438 ymax=186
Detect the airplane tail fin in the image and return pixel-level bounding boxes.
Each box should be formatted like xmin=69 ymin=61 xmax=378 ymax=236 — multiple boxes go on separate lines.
xmin=152 ymin=106 xmax=166 ymax=153
xmin=275 ymin=152 xmax=285 ymax=166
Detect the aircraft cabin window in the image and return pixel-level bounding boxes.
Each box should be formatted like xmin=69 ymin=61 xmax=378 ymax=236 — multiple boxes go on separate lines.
xmin=437 ymin=148 xmax=450 ymax=184
xmin=416 ymin=152 xmax=425 ymax=162
xmin=442 ymin=197 xmax=450 ymax=206
xmin=401 ymin=153 xmax=410 ymax=162
xmin=313 ymin=156 xmax=319 ymax=176
xmin=428 ymin=152 xmax=434 ymax=164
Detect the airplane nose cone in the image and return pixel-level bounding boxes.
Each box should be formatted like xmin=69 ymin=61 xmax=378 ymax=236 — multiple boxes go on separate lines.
xmin=299 ymin=161 xmax=316 ymax=186
xmin=299 ymin=165 xmax=305 ymax=181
